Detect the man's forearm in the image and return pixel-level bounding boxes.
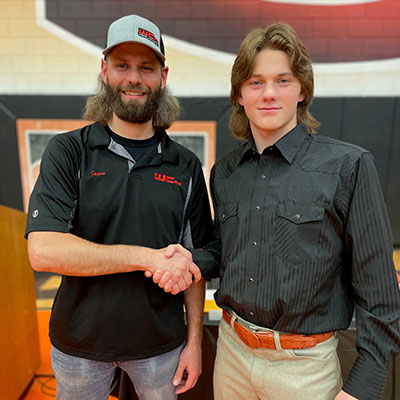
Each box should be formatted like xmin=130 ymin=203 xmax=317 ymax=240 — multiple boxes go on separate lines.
xmin=172 ymin=279 xmax=206 ymax=394
xmin=27 ymin=231 xmax=192 ymax=284
xmin=184 ymin=279 xmax=206 ymax=345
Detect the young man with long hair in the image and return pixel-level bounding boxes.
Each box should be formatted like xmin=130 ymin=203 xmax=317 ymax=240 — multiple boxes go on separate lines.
xmin=184 ymin=23 xmax=400 ymax=400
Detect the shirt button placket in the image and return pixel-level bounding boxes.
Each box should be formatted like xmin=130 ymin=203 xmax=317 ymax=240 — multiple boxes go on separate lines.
xmin=245 ymin=161 xmax=266 ymax=318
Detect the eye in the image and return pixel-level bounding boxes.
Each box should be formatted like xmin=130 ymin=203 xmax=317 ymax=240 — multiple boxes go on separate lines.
xmin=278 ymin=78 xmax=291 ymax=85
xmin=249 ymin=80 xmax=263 ymax=86
xmin=140 ymin=65 xmax=154 ymax=72
xmin=115 ymin=63 xmax=129 ymax=70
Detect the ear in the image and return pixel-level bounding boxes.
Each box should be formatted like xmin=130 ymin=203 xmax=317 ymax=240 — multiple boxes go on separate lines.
xmin=101 ymin=58 xmax=108 ymax=84
xmin=298 ymin=91 xmax=305 ymax=103
xmin=161 ymin=66 xmax=168 ymax=89
xmin=238 ymin=94 xmax=244 ymax=107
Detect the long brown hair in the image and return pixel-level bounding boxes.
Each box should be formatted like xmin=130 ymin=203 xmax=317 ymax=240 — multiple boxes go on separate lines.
xmin=230 ymin=23 xmax=320 ymax=140
xmin=83 ymin=75 xmax=180 ymax=130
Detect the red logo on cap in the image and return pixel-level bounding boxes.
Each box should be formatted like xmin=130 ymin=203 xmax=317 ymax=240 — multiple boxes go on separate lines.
xmin=138 ymin=28 xmax=159 ymax=47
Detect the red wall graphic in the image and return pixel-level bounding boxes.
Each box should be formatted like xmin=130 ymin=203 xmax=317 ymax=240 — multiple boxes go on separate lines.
xmin=47 ymin=0 xmax=400 ymax=62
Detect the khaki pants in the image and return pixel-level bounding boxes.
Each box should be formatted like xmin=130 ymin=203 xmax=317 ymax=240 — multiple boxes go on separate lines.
xmin=214 ymin=318 xmax=342 ymax=400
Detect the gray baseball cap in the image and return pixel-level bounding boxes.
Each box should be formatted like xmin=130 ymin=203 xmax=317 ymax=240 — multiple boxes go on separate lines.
xmin=103 ymin=15 xmax=165 ymax=61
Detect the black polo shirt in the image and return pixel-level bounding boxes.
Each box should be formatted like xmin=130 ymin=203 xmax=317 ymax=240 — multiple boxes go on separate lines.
xmin=25 ymin=122 xmax=213 ymax=361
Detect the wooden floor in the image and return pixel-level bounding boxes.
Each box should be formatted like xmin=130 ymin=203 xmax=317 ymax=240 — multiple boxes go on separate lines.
xmin=21 ymin=250 xmax=400 ymax=399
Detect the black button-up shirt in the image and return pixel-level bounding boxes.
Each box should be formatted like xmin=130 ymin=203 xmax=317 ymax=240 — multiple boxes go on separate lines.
xmin=192 ymin=124 xmax=400 ymax=400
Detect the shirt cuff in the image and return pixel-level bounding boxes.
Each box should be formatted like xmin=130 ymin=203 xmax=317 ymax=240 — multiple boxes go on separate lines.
xmin=342 ymin=355 xmax=390 ymax=400
xmin=188 ymin=248 xmax=219 ymax=281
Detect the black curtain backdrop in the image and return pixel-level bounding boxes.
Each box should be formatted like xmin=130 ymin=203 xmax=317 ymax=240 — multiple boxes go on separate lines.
xmin=0 ymin=95 xmax=399 ymax=244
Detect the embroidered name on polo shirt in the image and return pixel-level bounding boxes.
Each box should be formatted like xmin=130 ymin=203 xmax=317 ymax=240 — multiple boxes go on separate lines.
xmin=138 ymin=28 xmax=159 ymax=46
xmin=91 ymin=170 xmax=106 ymax=178
xmin=154 ymin=173 xmax=181 ymax=186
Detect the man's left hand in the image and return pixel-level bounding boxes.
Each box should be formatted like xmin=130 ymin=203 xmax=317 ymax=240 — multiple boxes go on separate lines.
xmin=335 ymin=390 xmax=358 ymax=400
xmin=172 ymin=343 xmax=202 ymax=394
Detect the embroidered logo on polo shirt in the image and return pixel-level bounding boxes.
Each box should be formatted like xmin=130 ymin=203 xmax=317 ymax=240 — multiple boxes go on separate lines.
xmin=138 ymin=27 xmax=159 ymax=47
xmin=154 ymin=173 xmax=181 ymax=186
xmin=91 ymin=170 xmax=106 ymax=178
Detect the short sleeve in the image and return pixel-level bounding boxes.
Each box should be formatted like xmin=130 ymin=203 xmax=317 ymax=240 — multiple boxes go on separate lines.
xmin=25 ymin=132 xmax=82 ymax=238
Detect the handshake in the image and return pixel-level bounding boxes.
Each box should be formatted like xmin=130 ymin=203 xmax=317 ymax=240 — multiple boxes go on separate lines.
xmin=145 ymin=244 xmax=201 ymax=295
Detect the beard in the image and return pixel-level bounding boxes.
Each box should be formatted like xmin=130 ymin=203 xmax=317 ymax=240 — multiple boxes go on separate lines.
xmin=83 ymin=74 xmax=180 ymax=129
xmin=104 ymin=81 xmax=162 ymax=124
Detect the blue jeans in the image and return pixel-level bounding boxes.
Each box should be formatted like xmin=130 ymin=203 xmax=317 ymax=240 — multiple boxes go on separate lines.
xmin=51 ymin=344 xmax=184 ymax=400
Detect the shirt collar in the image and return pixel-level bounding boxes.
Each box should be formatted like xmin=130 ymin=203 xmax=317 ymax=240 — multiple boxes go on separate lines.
xmin=159 ymin=131 xmax=180 ymax=164
xmin=87 ymin=123 xmax=178 ymax=164
xmin=240 ymin=124 xmax=309 ymax=165
xmin=239 ymin=138 xmax=259 ymax=164
xmin=273 ymin=124 xmax=309 ymax=164
xmin=87 ymin=123 xmax=111 ymax=149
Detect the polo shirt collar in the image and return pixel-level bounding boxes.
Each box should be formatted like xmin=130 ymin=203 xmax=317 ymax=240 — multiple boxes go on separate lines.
xmin=159 ymin=132 xmax=180 ymax=164
xmin=87 ymin=123 xmax=179 ymax=164
xmin=240 ymin=124 xmax=309 ymax=165
xmin=87 ymin=123 xmax=111 ymax=149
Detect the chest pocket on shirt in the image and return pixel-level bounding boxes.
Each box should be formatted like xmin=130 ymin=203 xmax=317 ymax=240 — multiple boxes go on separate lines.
xmin=217 ymin=202 xmax=238 ymax=258
xmin=274 ymin=202 xmax=324 ymax=264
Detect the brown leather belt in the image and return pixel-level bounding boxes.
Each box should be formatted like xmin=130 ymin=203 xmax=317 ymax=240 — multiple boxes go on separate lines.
xmin=223 ymin=310 xmax=334 ymax=350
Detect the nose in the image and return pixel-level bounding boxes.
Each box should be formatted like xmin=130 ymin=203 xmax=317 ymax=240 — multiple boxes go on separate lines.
xmin=127 ymin=68 xmax=142 ymax=86
xmin=262 ymin=81 xmax=277 ymax=100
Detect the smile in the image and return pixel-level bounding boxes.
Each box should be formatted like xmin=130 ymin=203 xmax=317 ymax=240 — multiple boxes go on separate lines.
xmin=258 ymin=107 xmax=280 ymax=113
xmin=122 ymin=90 xmax=146 ymax=97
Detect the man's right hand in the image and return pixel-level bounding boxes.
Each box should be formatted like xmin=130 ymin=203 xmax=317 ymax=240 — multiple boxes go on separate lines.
xmin=145 ymin=244 xmax=201 ymax=294
xmin=164 ymin=244 xmax=201 ymax=283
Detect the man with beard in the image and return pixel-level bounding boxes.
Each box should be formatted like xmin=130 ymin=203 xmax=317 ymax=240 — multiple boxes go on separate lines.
xmin=25 ymin=15 xmax=212 ymax=400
